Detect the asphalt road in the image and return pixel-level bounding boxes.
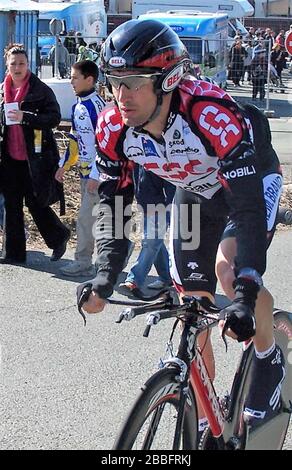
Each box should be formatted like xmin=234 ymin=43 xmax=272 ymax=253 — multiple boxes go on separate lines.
xmin=0 ymin=229 xmax=291 ymax=450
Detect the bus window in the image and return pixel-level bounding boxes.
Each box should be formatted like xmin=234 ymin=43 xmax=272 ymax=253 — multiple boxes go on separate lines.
xmin=228 ymin=22 xmax=236 ymax=39
xmin=38 ymin=19 xmax=51 ymax=35
xmin=181 ymin=38 xmax=202 ymax=64
xmin=203 ymin=41 xmax=216 ymax=69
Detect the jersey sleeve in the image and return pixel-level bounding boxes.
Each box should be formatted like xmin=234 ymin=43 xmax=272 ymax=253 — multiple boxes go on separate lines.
xmin=58 ymin=131 xmax=79 ymax=170
xmin=191 ymin=98 xmax=267 ymax=276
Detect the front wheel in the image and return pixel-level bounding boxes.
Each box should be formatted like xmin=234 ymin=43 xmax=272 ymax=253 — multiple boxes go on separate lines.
xmin=113 ymin=367 xmax=198 ymax=450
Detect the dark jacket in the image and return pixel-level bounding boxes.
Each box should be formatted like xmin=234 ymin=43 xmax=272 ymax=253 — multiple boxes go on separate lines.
xmin=133 ymin=165 xmax=176 ymax=212
xmin=251 ymin=55 xmax=268 ymax=80
xmin=0 ymin=73 xmax=64 ymax=212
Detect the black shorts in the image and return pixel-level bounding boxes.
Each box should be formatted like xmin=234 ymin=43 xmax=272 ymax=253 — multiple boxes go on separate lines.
xmin=169 ymin=172 xmax=282 ymax=295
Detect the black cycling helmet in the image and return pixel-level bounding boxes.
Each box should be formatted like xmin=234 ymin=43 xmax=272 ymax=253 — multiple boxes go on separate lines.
xmin=101 ymin=19 xmax=191 ymax=95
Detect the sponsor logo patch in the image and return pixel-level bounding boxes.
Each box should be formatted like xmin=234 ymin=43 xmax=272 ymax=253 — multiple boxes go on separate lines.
xmin=263 ymin=173 xmax=283 ymax=230
xmin=224 ymin=165 xmax=256 ymax=179
xmin=162 ymin=65 xmax=184 ymax=92
xmin=127 ymin=146 xmax=144 ymax=159
xmin=109 ymin=57 xmax=126 ymax=67
xmin=173 ymin=130 xmax=181 ymax=139
xmin=187 ymin=262 xmax=199 ymax=270
xmin=141 ymin=137 xmax=159 ymax=158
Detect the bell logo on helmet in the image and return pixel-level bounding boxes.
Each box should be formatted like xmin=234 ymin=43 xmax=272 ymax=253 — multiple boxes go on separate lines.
xmin=109 ymin=57 xmax=126 ymax=67
xmin=162 ymin=65 xmax=184 ymax=92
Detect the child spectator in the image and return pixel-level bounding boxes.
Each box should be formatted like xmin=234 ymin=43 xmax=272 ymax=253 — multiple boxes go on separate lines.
xmin=55 ymin=60 xmax=105 ymax=276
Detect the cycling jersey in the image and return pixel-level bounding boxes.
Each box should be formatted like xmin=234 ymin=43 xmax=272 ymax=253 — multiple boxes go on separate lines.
xmin=92 ymin=78 xmax=282 ymax=299
xmin=59 ymin=90 xmax=105 ymax=179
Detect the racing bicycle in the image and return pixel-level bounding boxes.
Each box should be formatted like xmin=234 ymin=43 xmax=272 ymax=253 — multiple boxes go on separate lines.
xmin=78 ymin=287 xmax=292 ymax=450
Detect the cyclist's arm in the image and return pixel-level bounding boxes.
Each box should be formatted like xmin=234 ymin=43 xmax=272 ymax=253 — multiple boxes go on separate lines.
xmin=218 ymin=139 xmax=267 ymax=277
xmin=86 ymin=107 xmax=135 ymax=303
xmin=92 ymin=171 xmax=134 ymax=299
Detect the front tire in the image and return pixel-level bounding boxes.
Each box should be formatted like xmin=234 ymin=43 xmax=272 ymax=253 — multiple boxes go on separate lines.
xmin=113 ymin=367 xmax=198 ymax=450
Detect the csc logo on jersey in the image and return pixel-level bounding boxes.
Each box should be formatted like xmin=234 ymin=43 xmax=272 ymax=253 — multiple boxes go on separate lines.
xmin=193 ymin=103 xmax=243 ymax=157
xmin=199 ymin=105 xmax=240 ymax=147
xmin=97 ymin=109 xmax=122 ymax=149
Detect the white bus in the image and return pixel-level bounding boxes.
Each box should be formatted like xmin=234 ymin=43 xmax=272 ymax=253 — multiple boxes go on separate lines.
xmin=138 ymin=10 xmax=229 ymax=88
xmin=37 ymin=1 xmax=107 ymax=58
xmin=132 ymin=0 xmax=254 ymax=42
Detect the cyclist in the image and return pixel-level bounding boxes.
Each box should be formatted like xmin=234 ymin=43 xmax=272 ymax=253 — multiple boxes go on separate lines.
xmin=77 ymin=19 xmax=285 ymax=430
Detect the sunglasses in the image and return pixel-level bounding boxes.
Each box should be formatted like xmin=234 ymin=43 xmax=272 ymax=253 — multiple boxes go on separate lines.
xmin=106 ymin=73 xmax=160 ymax=91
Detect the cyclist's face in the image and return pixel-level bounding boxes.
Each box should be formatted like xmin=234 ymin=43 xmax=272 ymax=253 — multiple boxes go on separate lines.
xmin=108 ymin=72 xmax=158 ymax=127
xmin=70 ymin=68 xmax=94 ymax=95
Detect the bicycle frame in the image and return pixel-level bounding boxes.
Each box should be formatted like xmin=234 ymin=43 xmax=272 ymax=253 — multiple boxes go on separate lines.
xmin=170 ymin=317 xmax=227 ymax=449
xmin=190 ymin=352 xmax=225 ymax=440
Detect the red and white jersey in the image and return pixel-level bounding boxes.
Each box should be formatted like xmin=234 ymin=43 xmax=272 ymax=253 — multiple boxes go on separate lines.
xmin=96 ymin=78 xmax=252 ymax=199
xmin=91 ymin=77 xmax=281 ymax=300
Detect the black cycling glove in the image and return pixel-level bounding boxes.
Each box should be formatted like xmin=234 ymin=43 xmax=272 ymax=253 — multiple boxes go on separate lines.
xmin=219 ymin=278 xmax=260 ymax=342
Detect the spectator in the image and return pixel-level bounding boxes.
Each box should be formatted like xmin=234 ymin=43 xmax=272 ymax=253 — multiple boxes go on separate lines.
xmin=245 ymin=27 xmax=255 ymax=44
xmin=48 ymin=38 xmax=70 ymax=78
xmin=76 ymin=32 xmax=87 ymax=61
xmin=119 ymin=166 xmax=175 ymax=294
xmin=251 ymin=48 xmax=268 ymax=101
xmin=253 ymin=39 xmax=266 ymax=58
xmin=64 ymin=30 xmax=77 ymax=56
xmin=76 ymin=32 xmax=87 ymax=48
xmin=263 ymin=28 xmax=275 ymax=51
xmin=77 ymin=45 xmax=95 ymax=62
xmin=0 ymin=44 xmax=70 ymax=265
xmin=275 ymin=30 xmax=285 ymax=49
xmin=271 ymin=43 xmax=287 ymax=86
xmin=254 ymin=30 xmax=264 ymax=47
xmin=229 ymin=38 xmax=247 ymax=86
xmin=242 ymin=40 xmax=253 ymax=82
xmin=55 ymin=60 xmax=105 ymax=277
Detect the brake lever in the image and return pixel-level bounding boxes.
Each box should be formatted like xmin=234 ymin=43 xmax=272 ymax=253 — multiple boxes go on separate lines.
xmin=220 ymin=320 xmax=229 ymax=353
xmin=143 ymin=312 xmax=161 ymax=337
xmin=143 ymin=324 xmax=152 ymax=337
xmin=77 ymin=283 xmax=93 ymax=326
xmin=115 ymin=307 xmax=136 ymax=324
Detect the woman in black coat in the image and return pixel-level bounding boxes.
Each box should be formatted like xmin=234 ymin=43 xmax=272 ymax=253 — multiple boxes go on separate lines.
xmin=271 ymin=43 xmax=287 ymax=86
xmin=229 ymin=39 xmax=247 ymax=86
xmin=0 ymin=44 xmax=70 ymax=264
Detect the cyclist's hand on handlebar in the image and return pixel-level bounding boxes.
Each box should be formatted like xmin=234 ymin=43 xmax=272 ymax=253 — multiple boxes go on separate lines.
xmin=77 ymin=281 xmax=106 ymax=314
xmin=83 ymin=291 xmax=106 ymax=313
xmin=219 ymin=277 xmax=259 ymax=342
xmin=219 ymin=300 xmax=256 ymax=342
